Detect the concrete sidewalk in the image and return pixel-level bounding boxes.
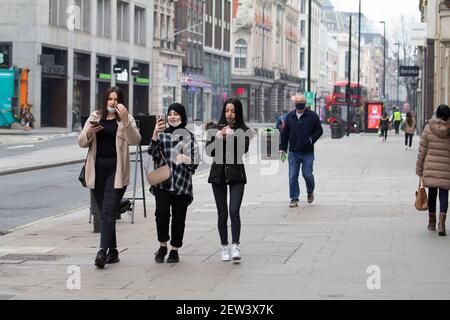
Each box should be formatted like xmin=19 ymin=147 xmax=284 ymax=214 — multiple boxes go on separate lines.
xmin=2 ymin=131 xmax=448 ymax=300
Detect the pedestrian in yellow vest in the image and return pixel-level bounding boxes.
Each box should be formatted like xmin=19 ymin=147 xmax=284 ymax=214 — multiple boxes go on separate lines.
xmin=393 ymin=107 xmax=402 ymax=134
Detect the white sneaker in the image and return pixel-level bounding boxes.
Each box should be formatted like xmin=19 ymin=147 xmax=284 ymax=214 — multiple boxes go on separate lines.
xmin=230 ymin=244 xmax=241 ymax=263
xmin=220 ymin=246 xmax=231 ymax=261
xmin=405 ymin=146 xmax=408 ymax=150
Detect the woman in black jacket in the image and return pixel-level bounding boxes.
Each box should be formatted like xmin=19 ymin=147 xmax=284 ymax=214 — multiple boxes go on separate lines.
xmin=206 ymin=98 xmax=253 ymax=263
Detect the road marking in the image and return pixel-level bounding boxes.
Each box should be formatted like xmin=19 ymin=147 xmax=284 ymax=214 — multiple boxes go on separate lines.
xmin=7 ymin=145 xmax=35 ymax=150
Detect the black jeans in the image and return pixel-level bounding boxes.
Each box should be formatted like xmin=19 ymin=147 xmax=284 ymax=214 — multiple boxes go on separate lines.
xmin=212 ymin=182 xmax=245 ymax=245
xmin=394 ymin=121 xmax=401 ymax=134
xmin=153 ymin=188 xmax=191 ymax=248
xmin=405 ymin=133 xmax=413 ymax=147
xmin=428 ymin=188 xmax=449 ymax=214
xmin=93 ymin=157 xmax=126 ymax=250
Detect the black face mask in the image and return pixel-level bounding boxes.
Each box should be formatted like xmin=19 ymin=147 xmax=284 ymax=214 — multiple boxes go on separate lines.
xmin=295 ymin=103 xmax=306 ymax=111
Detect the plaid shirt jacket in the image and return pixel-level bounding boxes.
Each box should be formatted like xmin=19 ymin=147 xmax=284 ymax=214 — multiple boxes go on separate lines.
xmin=148 ymin=130 xmax=200 ymax=204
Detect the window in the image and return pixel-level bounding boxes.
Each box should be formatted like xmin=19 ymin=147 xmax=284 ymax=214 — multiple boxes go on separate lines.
xmin=300 ymin=47 xmax=305 ymax=71
xmin=223 ymin=59 xmax=230 ymax=85
xmin=74 ymin=0 xmax=91 ymax=32
xmin=300 ymin=20 xmax=305 ymax=37
xmin=49 ymin=0 xmax=90 ymax=32
xmin=234 ymin=39 xmax=247 ymax=69
xmin=134 ymin=6 xmax=146 ymax=45
xmin=117 ymin=1 xmax=130 ymax=42
xmin=97 ymin=0 xmax=111 ymax=37
xmin=301 ymin=0 xmax=306 ymax=14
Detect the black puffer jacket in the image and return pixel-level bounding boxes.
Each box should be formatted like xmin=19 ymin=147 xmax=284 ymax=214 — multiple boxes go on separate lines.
xmin=205 ymin=123 xmax=252 ymax=185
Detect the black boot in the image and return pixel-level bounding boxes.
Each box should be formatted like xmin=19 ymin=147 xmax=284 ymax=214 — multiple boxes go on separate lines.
xmin=167 ymin=250 xmax=179 ymax=263
xmin=106 ymin=248 xmax=120 ymax=264
xmin=95 ymin=249 xmax=107 ymax=269
xmin=154 ymin=246 xmax=168 ymax=263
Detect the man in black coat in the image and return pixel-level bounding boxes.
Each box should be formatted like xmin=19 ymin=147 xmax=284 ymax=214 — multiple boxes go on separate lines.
xmin=279 ymin=94 xmax=323 ymax=207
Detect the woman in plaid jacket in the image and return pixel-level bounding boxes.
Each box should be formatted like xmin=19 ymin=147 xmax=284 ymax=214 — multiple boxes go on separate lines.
xmin=148 ymin=103 xmax=200 ymax=263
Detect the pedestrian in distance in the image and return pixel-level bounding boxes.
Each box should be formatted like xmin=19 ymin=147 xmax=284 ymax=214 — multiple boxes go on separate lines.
xmin=149 ymin=103 xmax=200 ymax=264
xmin=279 ymin=93 xmax=323 ymax=208
xmin=403 ymin=111 xmax=416 ymax=150
xmin=379 ymin=112 xmax=390 ymax=142
xmin=393 ymin=106 xmax=403 ymax=134
xmin=416 ymin=104 xmax=450 ymax=236
xmin=206 ymin=98 xmax=253 ymax=263
xmin=78 ymin=87 xmax=142 ymax=269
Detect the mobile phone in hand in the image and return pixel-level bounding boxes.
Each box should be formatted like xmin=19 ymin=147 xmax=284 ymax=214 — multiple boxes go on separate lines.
xmin=89 ymin=120 xmax=100 ymax=127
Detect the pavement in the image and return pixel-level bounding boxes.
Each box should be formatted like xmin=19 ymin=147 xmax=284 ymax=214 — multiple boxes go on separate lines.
xmin=2 ymin=128 xmax=450 ymax=300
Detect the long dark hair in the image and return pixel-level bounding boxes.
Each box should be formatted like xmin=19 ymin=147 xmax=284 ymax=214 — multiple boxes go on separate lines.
xmin=406 ymin=112 xmax=413 ymax=127
xmin=218 ymin=98 xmax=249 ymax=131
xmin=99 ymin=87 xmax=125 ymax=121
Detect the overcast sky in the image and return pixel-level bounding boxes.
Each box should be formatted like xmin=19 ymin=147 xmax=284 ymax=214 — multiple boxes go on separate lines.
xmin=330 ymin=0 xmax=421 ymax=35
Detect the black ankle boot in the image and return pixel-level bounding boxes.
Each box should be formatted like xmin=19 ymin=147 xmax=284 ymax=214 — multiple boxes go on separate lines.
xmin=95 ymin=249 xmax=107 ymax=269
xmin=167 ymin=250 xmax=179 ymax=263
xmin=154 ymin=246 xmax=168 ymax=263
xmin=106 ymin=248 xmax=120 ymax=264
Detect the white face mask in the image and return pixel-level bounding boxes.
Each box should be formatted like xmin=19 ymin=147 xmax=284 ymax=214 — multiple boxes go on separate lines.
xmin=107 ymin=107 xmax=117 ymax=114
xmin=169 ymin=120 xmax=182 ymax=127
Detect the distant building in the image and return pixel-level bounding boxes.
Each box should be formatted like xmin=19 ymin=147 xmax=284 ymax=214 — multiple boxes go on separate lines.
xmin=0 ymin=0 xmax=154 ymax=130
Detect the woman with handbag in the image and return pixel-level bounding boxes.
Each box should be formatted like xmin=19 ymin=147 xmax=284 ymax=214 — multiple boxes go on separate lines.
xmin=78 ymin=87 xmax=141 ymax=268
xmin=416 ymin=104 xmax=450 ymax=236
xmin=206 ymin=98 xmax=253 ymax=263
xmin=148 ymin=103 xmax=200 ymax=263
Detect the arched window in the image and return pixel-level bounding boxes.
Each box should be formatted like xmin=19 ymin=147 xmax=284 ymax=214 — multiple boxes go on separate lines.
xmin=234 ymin=39 xmax=247 ymax=69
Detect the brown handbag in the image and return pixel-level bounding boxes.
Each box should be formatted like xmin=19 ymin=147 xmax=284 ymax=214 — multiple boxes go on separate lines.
xmin=146 ymin=150 xmax=171 ymax=186
xmin=415 ymin=179 xmax=428 ymax=211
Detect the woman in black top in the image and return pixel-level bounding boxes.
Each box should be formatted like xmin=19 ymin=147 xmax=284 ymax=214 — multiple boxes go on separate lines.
xmin=206 ymin=98 xmax=253 ymax=263
xmin=78 ymin=87 xmax=141 ymax=269
xmin=148 ymin=103 xmax=200 ymax=263
xmin=379 ymin=111 xmax=390 ymax=142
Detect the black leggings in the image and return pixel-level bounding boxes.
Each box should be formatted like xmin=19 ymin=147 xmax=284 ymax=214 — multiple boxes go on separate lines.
xmin=212 ymin=183 xmax=245 ymax=245
xmin=381 ymin=129 xmax=388 ymax=140
xmin=428 ymin=188 xmax=449 ymax=214
xmin=93 ymin=157 xmax=126 ymax=250
xmin=405 ymin=133 xmax=413 ymax=147
xmin=153 ymin=188 xmax=191 ymax=248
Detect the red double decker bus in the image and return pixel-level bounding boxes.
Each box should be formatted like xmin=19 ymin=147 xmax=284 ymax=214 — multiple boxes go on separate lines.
xmin=325 ymin=81 xmax=368 ymax=133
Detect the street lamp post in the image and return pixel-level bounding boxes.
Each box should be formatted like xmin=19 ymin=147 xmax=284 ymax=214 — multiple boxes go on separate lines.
xmin=307 ymin=0 xmax=312 ymax=92
xmin=394 ymin=42 xmax=400 ymax=108
xmin=379 ymin=21 xmax=386 ymax=103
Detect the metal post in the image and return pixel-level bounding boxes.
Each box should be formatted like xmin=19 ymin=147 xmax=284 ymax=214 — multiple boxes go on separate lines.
xmin=357 ymin=0 xmax=361 ymax=103
xmin=379 ymin=21 xmax=386 ymax=102
xmin=347 ymin=15 xmax=352 ymax=137
xmin=307 ymin=0 xmax=312 ymax=92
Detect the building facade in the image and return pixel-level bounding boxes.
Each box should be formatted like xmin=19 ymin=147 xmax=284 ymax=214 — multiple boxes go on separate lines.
xmin=152 ymin=0 xmax=184 ymax=116
xmin=0 ymin=0 xmax=154 ymax=130
xmin=176 ymin=0 xmax=206 ymax=122
xmin=232 ymin=0 xmax=302 ymax=123
xmin=204 ymin=0 xmax=232 ymax=122
xmin=417 ymin=0 xmax=450 ymax=132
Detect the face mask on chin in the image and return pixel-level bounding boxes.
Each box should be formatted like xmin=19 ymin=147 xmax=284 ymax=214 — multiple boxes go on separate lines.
xmin=168 ymin=120 xmax=182 ymax=128
xmin=107 ymin=107 xmax=117 ymax=114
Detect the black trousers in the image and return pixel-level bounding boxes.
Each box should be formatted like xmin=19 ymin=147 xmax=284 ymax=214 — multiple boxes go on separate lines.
xmin=93 ymin=157 xmax=126 ymax=250
xmin=153 ymin=188 xmax=191 ymax=248
xmin=381 ymin=129 xmax=388 ymax=140
xmin=394 ymin=121 xmax=401 ymax=134
xmin=405 ymin=133 xmax=413 ymax=147
xmin=428 ymin=188 xmax=449 ymax=214
xmin=212 ymin=182 xmax=245 ymax=246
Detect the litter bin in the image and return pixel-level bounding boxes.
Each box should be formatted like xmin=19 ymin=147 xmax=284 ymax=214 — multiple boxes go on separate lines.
xmin=261 ymin=128 xmax=279 ymax=160
xmin=330 ymin=122 xmax=343 ymax=139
